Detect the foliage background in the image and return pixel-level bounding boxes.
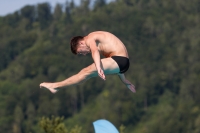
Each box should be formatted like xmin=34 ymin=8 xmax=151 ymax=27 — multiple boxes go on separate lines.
xmin=0 ymin=0 xmax=200 ymax=133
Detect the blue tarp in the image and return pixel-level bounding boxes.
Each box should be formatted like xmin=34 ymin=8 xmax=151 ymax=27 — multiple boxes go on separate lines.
xmin=93 ymin=119 xmax=119 ymax=133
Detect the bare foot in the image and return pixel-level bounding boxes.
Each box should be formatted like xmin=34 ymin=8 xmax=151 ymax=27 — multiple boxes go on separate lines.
xmin=127 ymin=84 xmax=136 ymax=93
xmin=40 ymin=82 xmax=58 ymax=94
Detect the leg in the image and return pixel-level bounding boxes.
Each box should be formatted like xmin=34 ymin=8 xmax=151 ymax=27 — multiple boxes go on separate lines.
xmin=40 ymin=57 xmax=120 ymax=93
xmin=118 ymin=73 xmax=136 ymax=93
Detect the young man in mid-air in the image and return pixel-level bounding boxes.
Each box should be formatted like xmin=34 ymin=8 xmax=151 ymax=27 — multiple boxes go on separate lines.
xmin=40 ymin=31 xmax=135 ymax=93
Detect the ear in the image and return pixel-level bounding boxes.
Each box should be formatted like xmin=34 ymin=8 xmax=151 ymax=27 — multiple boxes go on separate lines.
xmin=78 ymin=40 xmax=83 ymax=45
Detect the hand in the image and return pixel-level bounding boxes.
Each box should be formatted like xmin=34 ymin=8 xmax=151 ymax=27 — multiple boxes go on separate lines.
xmin=40 ymin=82 xmax=58 ymax=94
xmin=98 ymin=68 xmax=106 ymax=80
xmin=126 ymin=84 xmax=136 ymax=93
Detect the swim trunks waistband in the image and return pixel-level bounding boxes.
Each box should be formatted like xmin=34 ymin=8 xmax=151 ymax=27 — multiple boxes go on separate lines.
xmin=111 ymin=56 xmax=130 ymax=73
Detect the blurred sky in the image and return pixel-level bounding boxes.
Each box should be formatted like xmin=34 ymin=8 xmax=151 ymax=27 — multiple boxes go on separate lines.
xmin=0 ymin=0 xmax=114 ymax=16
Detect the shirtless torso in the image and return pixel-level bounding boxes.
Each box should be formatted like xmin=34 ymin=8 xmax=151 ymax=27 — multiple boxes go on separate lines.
xmin=85 ymin=31 xmax=129 ymax=58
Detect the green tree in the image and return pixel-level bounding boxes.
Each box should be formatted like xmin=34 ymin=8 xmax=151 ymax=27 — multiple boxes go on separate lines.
xmin=94 ymin=0 xmax=106 ymax=10
xmin=37 ymin=3 xmax=52 ymax=29
xmin=20 ymin=5 xmax=36 ymax=23
xmin=64 ymin=1 xmax=73 ymax=24
xmin=25 ymin=102 xmax=36 ymax=132
xmin=53 ymin=4 xmax=63 ymax=21
xmin=39 ymin=116 xmax=82 ymax=133
xmin=13 ymin=105 xmax=24 ymax=133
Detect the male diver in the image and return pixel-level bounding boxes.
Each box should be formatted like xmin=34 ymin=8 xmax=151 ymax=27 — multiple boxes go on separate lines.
xmin=40 ymin=31 xmax=135 ymax=93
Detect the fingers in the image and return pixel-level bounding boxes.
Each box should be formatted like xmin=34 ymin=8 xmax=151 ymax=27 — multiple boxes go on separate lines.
xmin=101 ymin=72 xmax=106 ymax=80
xmin=98 ymin=73 xmax=106 ymax=80
xmin=98 ymin=69 xmax=106 ymax=80
xmin=101 ymin=74 xmax=106 ymax=80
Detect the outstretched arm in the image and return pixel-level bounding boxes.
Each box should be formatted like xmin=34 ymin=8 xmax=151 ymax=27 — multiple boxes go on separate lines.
xmin=118 ymin=73 xmax=136 ymax=93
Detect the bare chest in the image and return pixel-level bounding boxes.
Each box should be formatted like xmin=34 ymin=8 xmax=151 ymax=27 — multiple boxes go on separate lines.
xmin=97 ymin=42 xmax=113 ymax=57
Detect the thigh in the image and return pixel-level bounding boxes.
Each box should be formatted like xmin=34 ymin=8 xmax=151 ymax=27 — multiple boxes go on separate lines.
xmin=101 ymin=57 xmax=120 ymax=74
xmin=84 ymin=57 xmax=120 ymax=77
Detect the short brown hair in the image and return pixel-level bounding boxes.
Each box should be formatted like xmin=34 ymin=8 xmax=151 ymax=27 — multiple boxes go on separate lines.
xmin=70 ymin=36 xmax=84 ymax=54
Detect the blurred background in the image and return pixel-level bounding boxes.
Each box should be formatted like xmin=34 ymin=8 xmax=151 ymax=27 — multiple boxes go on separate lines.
xmin=0 ymin=0 xmax=200 ymax=133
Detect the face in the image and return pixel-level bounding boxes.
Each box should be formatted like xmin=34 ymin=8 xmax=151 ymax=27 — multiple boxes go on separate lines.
xmin=76 ymin=41 xmax=90 ymax=55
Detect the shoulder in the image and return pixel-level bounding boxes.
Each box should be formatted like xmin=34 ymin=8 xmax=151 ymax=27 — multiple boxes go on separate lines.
xmin=84 ymin=33 xmax=97 ymax=47
xmin=87 ymin=31 xmax=107 ymax=41
xmin=85 ymin=32 xmax=98 ymax=43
